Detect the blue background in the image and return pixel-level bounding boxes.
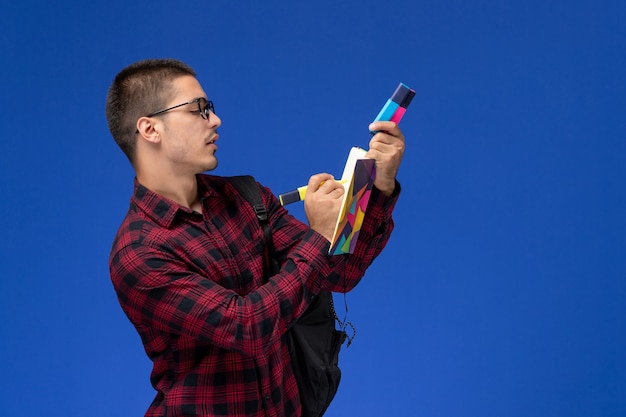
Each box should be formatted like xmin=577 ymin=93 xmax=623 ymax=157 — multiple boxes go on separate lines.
xmin=1 ymin=1 xmax=625 ymax=416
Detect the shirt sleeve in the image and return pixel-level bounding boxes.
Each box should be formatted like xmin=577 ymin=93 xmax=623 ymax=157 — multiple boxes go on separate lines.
xmin=110 ymin=236 xmax=325 ymax=358
xmin=262 ymin=180 xmax=400 ymax=293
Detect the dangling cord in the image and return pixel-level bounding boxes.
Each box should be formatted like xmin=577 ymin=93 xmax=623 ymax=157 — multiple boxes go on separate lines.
xmin=341 ymin=293 xmax=356 ymax=347
xmin=330 ymin=275 xmax=356 ymax=347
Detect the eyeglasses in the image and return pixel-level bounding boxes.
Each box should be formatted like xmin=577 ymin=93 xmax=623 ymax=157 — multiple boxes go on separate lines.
xmin=147 ymin=97 xmax=215 ymax=120
xmin=135 ymin=97 xmax=215 ymax=134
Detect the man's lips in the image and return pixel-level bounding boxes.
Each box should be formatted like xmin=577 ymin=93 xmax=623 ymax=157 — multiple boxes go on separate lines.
xmin=206 ymin=134 xmax=219 ymax=146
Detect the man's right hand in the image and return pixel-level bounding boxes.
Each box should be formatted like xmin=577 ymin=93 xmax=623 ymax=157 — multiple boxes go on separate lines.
xmin=304 ymin=173 xmax=345 ymax=242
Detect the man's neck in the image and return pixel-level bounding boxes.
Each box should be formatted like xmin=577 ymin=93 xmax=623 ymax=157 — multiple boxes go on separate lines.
xmin=137 ymin=171 xmax=202 ymax=212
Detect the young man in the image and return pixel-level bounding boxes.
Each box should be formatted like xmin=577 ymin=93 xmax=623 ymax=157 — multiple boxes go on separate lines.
xmin=106 ymin=58 xmax=405 ymax=417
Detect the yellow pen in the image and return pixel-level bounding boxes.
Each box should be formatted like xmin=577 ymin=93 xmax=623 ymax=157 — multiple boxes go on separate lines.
xmin=278 ymin=179 xmax=349 ymax=205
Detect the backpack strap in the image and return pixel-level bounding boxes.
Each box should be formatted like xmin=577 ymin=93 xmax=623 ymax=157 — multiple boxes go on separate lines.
xmin=226 ymin=175 xmax=280 ymax=277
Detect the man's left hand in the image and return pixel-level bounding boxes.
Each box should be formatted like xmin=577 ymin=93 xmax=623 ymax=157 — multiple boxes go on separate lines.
xmin=365 ymin=121 xmax=405 ymax=196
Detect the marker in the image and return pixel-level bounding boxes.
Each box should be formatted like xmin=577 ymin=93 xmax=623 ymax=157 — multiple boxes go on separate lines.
xmin=279 ymin=179 xmax=349 ymax=206
xmin=370 ymin=82 xmax=416 ymax=134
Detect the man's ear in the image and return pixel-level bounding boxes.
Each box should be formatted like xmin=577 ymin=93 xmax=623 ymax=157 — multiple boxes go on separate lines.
xmin=136 ymin=117 xmax=161 ymax=144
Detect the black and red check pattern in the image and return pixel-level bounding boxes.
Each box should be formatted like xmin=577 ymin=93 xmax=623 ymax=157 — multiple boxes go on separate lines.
xmin=109 ymin=174 xmax=398 ymax=417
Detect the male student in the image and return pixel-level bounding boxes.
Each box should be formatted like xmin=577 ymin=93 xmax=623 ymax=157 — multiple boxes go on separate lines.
xmin=105 ymin=58 xmax=405 ymax=417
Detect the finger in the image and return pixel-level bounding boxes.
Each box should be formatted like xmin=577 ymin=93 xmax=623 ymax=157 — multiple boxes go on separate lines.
xmin=369 ymin=121 xmax=402 ymax=136
xmin=330 ymin=186 xmax=345 ymax=199
xmin=368 ymin=137 xmax=405 ymax=157
xmin=371 ymin=130 xmax=405 ymax=146
xmin=320 ymin=178 xmax=345 ymax=192
xmin=368 ymin=138 xmax=393 ymax=152
xmin=307 ymin=173 xmax=334 ymax=192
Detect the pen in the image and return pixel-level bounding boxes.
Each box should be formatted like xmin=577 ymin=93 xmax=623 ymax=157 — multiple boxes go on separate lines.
xmin=279 ymin=179 xmax=349 ymax=205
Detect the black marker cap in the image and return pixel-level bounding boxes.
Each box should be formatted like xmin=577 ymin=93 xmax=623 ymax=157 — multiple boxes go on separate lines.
xmin=390 ymin=83 xmax=416 ymax=108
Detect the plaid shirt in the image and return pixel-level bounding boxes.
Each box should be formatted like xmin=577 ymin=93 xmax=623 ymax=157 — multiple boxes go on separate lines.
xmin=110 ymin=174 xmax=398 ymax=417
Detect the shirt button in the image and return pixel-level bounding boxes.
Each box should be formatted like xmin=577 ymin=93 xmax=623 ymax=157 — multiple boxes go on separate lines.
xmin=265 ymin=394 xmax=270 ymax=401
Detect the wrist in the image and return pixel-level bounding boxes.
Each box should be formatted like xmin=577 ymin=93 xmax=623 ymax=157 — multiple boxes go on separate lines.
xmin=375 ymin=181 xmax=396 ymax=196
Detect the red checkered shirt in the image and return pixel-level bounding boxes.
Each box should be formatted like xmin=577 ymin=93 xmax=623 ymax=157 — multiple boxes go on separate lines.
xmin=109 ymin=174 xmax=398 ymax=417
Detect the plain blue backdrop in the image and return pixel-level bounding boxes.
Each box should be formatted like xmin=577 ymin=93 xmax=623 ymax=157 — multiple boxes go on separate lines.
xmin=1 ymin=1 xmax=625 ymax=416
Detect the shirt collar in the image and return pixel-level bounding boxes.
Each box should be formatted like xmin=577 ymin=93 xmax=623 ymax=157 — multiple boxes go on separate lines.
xmin=131 ymin=175 xmax=218 ymax=228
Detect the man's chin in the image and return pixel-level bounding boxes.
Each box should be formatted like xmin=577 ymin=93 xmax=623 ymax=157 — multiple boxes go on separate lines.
xmin=201 ymin=159 xmax=218 ymax=173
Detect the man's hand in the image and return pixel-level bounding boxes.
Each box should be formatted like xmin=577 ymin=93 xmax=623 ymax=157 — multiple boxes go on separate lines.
xmin=304 ymin=173 xmax=345 ymax=242
xmin=366 ymin=121 xmax=405 ymax=196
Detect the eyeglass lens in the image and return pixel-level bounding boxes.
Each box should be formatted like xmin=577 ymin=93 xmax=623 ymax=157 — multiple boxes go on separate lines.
xmin=200 ymin=99 xmax=215 ymax=119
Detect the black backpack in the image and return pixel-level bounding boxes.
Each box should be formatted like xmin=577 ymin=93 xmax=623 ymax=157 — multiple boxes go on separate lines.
xmin=228 ymin=175 xmax=348 ymax=417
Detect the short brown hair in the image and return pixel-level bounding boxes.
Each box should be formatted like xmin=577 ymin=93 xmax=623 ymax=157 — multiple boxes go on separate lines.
xmin=105 ymin=58 xmax=196 ymax=164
